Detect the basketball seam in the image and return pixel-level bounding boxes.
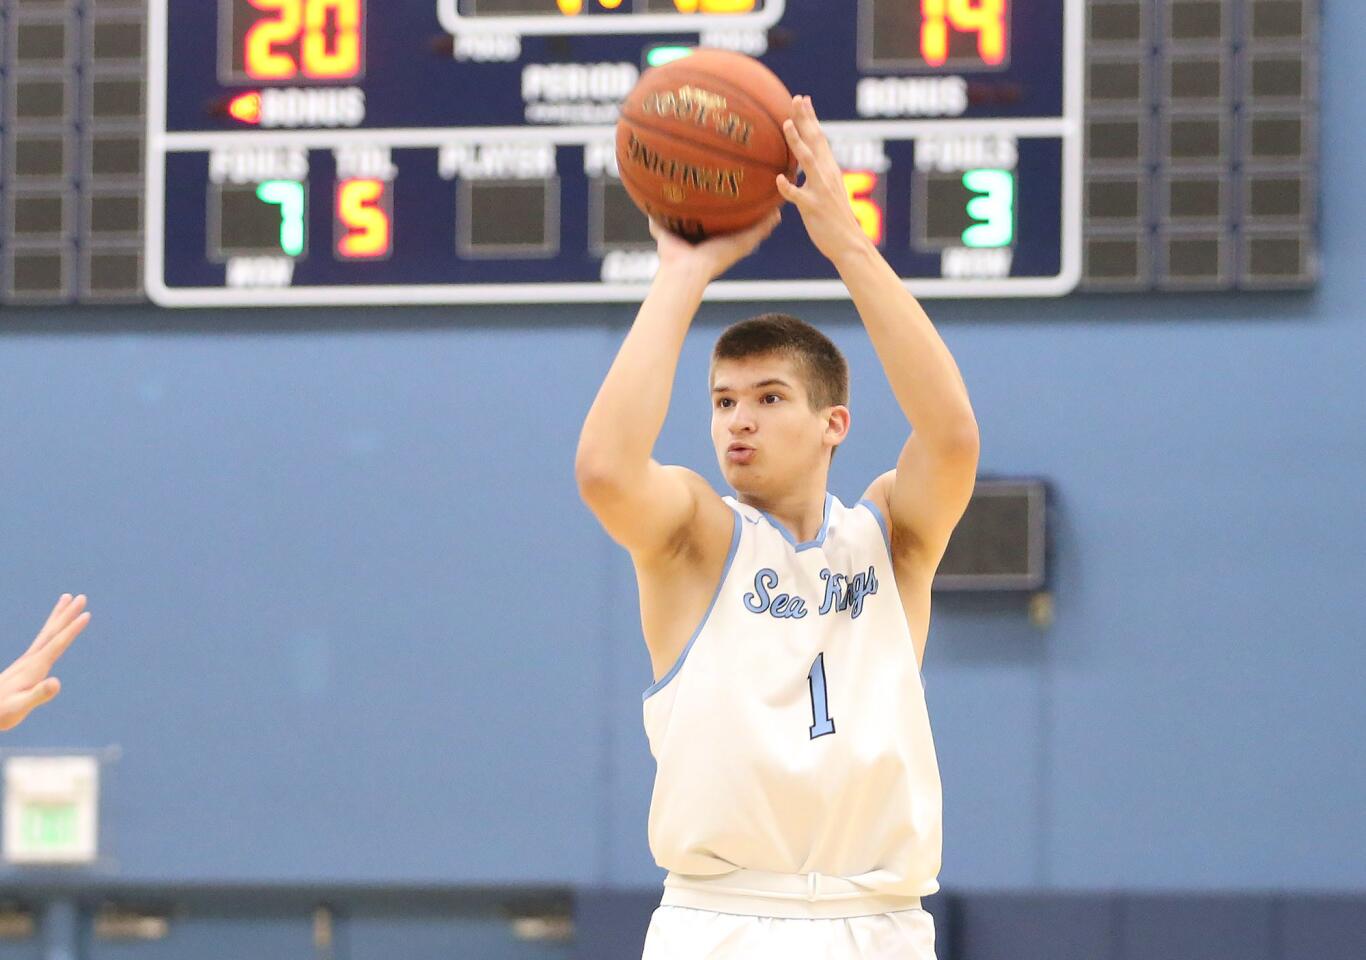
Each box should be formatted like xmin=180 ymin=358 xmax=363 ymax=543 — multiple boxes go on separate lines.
xmin=645 ymin=57 xmax=795 ymax=137
xmin=619 ymin=117 xmax=789 ymax=180
xmin=616 ymin=157 xmax=781 ymax=216
xmin=615 ymin=163 xmax=778 ymax=218
xmin=622 ymin=78 xmax=792 ymax=173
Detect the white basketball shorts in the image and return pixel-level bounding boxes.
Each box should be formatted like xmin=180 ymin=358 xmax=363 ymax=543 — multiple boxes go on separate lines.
xmin=641 ymin=904 xmax=936 ymax=959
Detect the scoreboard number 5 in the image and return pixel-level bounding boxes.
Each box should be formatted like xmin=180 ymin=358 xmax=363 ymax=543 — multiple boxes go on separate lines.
xmin=843 ymin=171 xmax=886 ymax=247
xmin=335 ymin=179 xmax=392 ymax=260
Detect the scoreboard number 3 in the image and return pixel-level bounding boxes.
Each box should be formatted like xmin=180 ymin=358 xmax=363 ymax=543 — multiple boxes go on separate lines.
xmin=962 ymin=169 xmax=1014 ymax=247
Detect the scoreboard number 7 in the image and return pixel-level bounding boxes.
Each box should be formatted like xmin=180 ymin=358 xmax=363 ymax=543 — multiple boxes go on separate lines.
xmin=255 ymin=180 xmax=307 ymax=257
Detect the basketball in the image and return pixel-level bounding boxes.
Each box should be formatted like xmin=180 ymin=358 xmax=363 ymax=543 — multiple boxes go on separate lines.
xmin=615 ymin=49 xmax=796 ymax=241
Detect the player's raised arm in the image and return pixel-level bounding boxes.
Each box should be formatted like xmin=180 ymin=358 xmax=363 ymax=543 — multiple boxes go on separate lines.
xmin=778 ymin=95 xmax=979 ymax=567
xmin=1 ymin=594 xmax=90 ymax=732
xmin=575 ymin=214 xmax=780 ymax=558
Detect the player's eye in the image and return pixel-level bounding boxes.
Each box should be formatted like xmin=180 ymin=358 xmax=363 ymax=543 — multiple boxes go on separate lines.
xmin=716 ymin=397 xmax=734 ymax=409
xmin=763 ymin=394 xmax=782 ymax=404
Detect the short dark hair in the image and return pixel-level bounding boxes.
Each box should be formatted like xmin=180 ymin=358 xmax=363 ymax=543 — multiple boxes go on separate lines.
xmin=712 ymin=313 xmax=849 ymax=410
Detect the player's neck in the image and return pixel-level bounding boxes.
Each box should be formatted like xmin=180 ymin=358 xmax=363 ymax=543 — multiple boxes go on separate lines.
xmin=740 ymin=482 xmax=830 ymax=544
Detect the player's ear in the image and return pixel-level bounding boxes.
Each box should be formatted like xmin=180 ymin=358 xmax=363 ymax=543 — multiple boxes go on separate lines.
xmin=825 ymin=405 xmax=851 ymax=446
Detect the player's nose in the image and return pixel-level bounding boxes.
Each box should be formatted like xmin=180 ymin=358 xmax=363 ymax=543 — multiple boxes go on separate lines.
xmin=726 ymin=403 xmax=757 ymax=432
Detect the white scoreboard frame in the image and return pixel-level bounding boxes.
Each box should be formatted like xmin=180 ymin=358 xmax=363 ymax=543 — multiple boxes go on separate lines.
xmin=439 ymin=0 xmax=788 ymax=37
xmin=144 ymin=0 xmax=1082 ymax=307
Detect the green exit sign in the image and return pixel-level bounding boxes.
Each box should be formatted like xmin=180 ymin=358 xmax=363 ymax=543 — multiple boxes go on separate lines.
xmin=3 ymin=755 xmax=100 ymax=864
xmin=20 ymin=803 xmax=79 ymax=851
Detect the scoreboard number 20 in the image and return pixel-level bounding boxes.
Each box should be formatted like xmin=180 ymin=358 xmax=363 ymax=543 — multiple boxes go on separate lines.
xmin=227 ymin=0 xmax=365 ymax=83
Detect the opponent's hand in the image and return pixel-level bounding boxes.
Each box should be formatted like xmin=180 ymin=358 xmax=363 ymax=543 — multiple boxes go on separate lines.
xmin=777 ymin=96 xmax=872 ymax=266
xmin=0 ymin=594 xmax=90 ymax=731
xmin=651 ymin=209 xmax=782 ymax=284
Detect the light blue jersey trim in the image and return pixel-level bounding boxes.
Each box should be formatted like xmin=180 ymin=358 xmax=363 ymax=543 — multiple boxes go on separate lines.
xmin=758 ymin=492 xmax=834 ymax=552
xmin=858 ymin=498 xmax=892 ymax=553
xmin=643 ymin=507 xmax=743 ymax=701
xmin=858 ymin=498 xmax=926 ymax=691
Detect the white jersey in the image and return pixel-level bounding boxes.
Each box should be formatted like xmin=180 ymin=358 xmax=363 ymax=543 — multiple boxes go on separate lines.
xmin=643 ymin=493 xmax=942 ymax=900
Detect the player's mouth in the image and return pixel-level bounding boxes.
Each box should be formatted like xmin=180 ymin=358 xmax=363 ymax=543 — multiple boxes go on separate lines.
xmin=726 ymin=442 xmax=756 ymax=465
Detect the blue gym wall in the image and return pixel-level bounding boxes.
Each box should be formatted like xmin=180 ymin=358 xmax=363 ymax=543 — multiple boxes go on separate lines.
xmin=2 ymin=8 xmax=1361 ymax=897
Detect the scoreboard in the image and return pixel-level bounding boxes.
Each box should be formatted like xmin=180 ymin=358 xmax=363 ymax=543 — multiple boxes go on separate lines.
xmin=146 ymin=0 xmax=1083 ymax=306
xmin=0 ymin=2 xmax=1317 ymax=306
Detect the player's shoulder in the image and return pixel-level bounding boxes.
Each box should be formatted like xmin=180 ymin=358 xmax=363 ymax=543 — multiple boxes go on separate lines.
xmin=856 ymin=470 xmax=942 ymax=588
xmin=859 ymin=470 xmax=897 ymax=515
xmin=656 ymin=463 xmax=712 ymax=489
xmin=643 ymin=465 xmax=736 ymax=563
xmin=857 ymin=469 xmax=912 ymax=557
xmin=657 ymin=465 xmax=729 ymax=511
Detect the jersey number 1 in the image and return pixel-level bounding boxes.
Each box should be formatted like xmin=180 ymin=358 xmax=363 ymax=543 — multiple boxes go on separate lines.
xmin=808 ymin=653 xmax=836 ymax=739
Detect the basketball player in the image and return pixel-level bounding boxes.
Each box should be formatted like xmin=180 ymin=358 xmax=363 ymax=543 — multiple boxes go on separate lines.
xmin=576 ymin=96 xmax=978 ymax=958
xmin=0 ymin=594 xmax=89 ymax=731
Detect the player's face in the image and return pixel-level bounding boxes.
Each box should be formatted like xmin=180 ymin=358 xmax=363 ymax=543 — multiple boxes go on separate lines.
xmin=710 ymin=354 xmax=842 ymax=497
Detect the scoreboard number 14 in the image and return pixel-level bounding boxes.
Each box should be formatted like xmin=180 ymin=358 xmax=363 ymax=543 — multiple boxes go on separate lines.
xmin=920 ymin=0 xmax=1008 ymax=67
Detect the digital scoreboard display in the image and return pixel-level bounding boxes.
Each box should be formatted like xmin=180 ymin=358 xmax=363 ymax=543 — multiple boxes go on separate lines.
xmin=146 ymin=0 xmax=1082 ymax=306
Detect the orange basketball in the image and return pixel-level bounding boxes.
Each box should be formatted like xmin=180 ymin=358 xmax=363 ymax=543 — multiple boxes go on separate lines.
xmin=615 ymin=49 xmax=796 ymax=241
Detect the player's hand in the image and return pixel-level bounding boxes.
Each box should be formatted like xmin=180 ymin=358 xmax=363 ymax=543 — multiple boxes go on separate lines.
xmin=0 ymin=594 xmax=90 ymax=731
xmin=651 ymin=210 xmax=782 ymax=283
xmin=777 ymin=96 xmax=872 ymax=266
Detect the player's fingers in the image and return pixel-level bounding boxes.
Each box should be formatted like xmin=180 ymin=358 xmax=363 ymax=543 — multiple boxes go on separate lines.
xmin=775 ymin=174 xmax=805 ymax=206
xmin=798 ymin=96 xmax=840 ymax=168
xmin=48 ymin=593 xmax=73 ymax=622
xmin=31 ymin=594 xmax=73 ymax=646
xmin=35 ymin=612 xmax=89 ymax=669
xmin=32 ymin=595 xmax=86 ymax=654
xmin=781 ymin=115 xmax=812 ymax=156
xmin=56 ymin=594 xmax=87 ymax=627
xmin=801 ymin=95 xmax=823 ymax=125
xmin=730 ymin=209 xmax=781 ymax=251
xmin=25 ymin=598 xmax=65 ymax=656
xmin=795 ymin=96 xmax=825 ymax=146
xmin=782 ymin=119 xmax=815 ymax=169
xmin=647 ymin=218 xmax=676 ymax=244
xmin=0 ymin=679 xmax=59 ymax=731
xmin=796 ymin=96 xmax=819 ymax=133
